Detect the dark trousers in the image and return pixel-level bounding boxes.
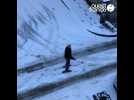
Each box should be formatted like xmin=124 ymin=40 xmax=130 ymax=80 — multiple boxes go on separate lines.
xmin=65 ymin=58 xmax=70 ymax=71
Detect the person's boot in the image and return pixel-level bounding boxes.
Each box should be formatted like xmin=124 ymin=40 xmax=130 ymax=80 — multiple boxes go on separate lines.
xmin=66 ymin=69 xmax=72 ymax=72
xmin=63 ymin=64 xmax=71 ymax=68
xmin=62 ymin=70 xmax=72 ymax=73
xmin=62 ymin=66 xmax=72 ymax=73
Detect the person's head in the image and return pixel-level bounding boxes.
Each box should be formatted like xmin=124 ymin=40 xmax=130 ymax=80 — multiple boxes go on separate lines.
xmin=67 ymin=44 xmax=71 ymax=48
xmin=69 ymin=44 xmax=71 ymax=47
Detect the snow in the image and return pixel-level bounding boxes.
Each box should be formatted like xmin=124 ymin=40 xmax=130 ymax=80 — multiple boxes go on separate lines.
xmin=17 ymin=48 xmax=116 ymax=94
xmin=17 ymin=0 xmax=116 ymax=68
xmin=33 ymin=69 xmax=117 ymax=100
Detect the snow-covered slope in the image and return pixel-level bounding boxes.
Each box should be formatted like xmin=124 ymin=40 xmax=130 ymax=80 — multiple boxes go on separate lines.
xmin=17 ymin=0 xmax=116 ymax=68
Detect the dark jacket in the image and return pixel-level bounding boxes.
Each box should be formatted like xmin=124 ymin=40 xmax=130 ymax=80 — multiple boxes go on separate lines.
xmin=64 ymin=46 xmax=75 ymax=60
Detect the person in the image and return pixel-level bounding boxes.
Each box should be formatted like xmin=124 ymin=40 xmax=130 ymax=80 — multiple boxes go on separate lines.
xmin=62 ymin=44 xmax=75 ymax=73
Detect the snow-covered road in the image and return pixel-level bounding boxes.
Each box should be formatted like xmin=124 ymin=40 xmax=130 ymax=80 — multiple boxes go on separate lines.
xmin=17 ymin=48 xmax=117 ymax=100
xmin=18 ymin=39 xmax=116 ymax=74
